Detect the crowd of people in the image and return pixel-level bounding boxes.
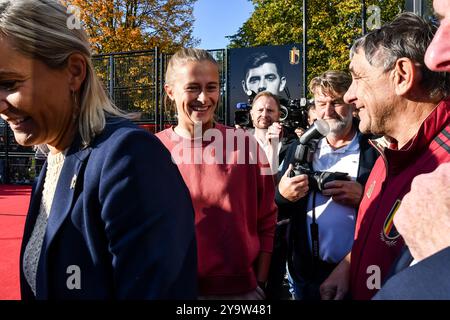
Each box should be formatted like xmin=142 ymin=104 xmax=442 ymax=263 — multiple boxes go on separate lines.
xmin=0 ymin=0 xmax=448 ymax=300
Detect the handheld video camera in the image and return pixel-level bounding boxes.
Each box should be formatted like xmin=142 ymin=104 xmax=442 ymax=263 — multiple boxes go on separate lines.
xmin=234 ymin=88 xmax=312 ymax=130
xmin=234 ymin=90 xmax=256 ymax=128
xmin=288 ymin=119 xmax=349 ymax=192
xmin=279 ymin=96 xmax=312 ymax=131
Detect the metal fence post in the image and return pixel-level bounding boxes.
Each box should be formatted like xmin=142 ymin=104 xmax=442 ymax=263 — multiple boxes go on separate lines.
xmin=154 ymin=47 xmax=159 ymax=132
xmin=223 ymin=48 xmax=229 ymax=126
xmin=362 ymin=0 xmax=367 ymax=35
xmin=159 ymin=53 xmax=165 ymax=132
xmin=109 ymin=55 xmax=115 ymax=99
xmin=303 ymin=0 xmax=308 ymax=98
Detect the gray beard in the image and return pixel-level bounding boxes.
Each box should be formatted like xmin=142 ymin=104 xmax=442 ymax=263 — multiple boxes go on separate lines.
xmin=327 ymin=117 xmax=352 ymax=135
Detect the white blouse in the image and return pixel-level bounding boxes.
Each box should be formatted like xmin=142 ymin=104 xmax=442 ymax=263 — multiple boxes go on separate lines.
xmin=23 ymin=150 xmax=66 ymax=296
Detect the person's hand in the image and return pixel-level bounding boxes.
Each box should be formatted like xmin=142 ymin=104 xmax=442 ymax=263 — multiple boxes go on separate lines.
xmin=321 ymin=179 xmax=363 ymax=208
xmin=320 ymin=254 xmax=351 ymax=300
xmin=394 ymin=163 xmax=450 ymax=262
xmin=278 ymin=164 xmax=309 ymax=202
xmin=295 ymin=127 xmax=306 ymax=138
xmin=266 ymin=122 xmax=283 ymax=144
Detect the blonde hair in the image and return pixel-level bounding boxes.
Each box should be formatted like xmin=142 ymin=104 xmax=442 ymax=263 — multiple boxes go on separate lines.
xmin=165 ymin=48 xmax=218 ymax=85
xmin=309 ymin=70 xmax=351 ymax=98
xmin=0 ymin=0 xmax=132 ymax=147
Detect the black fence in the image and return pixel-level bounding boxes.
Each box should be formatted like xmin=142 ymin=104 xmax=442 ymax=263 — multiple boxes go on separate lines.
xmin=0 ymin=49 xmax=228 ymax=184
xmin=92 ymin=48 xmax=228 ymax=132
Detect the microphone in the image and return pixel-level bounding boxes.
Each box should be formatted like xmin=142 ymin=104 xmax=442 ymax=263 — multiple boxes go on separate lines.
xmin=299 ymin=119 xmax=330 ymax=144
xmin=291 ymin=119 xmax=330 ymax=172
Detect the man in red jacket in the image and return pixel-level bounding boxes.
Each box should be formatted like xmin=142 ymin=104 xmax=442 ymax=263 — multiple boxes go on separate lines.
xmin=319 ymin=12 xmax=450 ymax=300
xmin=372 ymin=0 xmax=450 ymax=300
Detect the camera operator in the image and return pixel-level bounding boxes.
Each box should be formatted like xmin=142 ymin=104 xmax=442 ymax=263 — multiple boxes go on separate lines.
xmin=275 ymin=70 xmax=378 ymax=300
xmin=249 ymin=91 xmax=297 ymax=175
xmin=248 ymin=91 xmax=297 ymax=299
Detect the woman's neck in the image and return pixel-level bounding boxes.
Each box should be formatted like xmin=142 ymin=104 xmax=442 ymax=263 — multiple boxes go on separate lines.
xmin=175 ymin=121 xmax=214 ymax=139
xmin=47 ymin=124 xmax=77 ymax=154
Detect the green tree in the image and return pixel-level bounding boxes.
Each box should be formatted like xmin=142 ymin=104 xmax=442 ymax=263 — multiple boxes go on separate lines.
xmin=228 ymin=0 xmax=405 ymax=92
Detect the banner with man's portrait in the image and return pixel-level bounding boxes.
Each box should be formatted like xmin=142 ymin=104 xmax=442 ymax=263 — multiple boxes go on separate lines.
xmin=228 ymin=44 xmax=302 ymax=125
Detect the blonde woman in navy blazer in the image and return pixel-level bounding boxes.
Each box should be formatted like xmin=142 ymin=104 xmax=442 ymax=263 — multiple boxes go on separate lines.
xmin=0 ymin=0 xmax=197 ymax=299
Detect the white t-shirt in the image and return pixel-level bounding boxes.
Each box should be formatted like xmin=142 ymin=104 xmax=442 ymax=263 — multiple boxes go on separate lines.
xmin=305 ymin=132 xmax=361 ymax=263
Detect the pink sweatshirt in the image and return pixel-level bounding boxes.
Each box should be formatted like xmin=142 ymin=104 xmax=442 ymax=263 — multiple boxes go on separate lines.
xmin=156 ymin=124 xmax=277 ymax=295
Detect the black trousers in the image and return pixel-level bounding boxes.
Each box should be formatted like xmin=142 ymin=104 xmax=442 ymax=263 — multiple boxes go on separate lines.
xmin=290 ymin=259 xmax=337 ymax=300
xmin=265 ymin=222 xmax=290 ymax=300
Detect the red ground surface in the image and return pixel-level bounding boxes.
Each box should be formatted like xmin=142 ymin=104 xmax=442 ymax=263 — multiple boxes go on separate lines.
xmin=0 ymin=185 xmax=31 ymax=300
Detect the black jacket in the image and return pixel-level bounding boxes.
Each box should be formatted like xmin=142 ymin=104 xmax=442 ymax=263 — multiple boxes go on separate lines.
xmin=20 ymin=118 xmax=197 ymax=299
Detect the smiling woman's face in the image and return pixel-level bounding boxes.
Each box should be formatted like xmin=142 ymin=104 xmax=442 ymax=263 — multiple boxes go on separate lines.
xmin=165 ymin=60 xmax=220 ymax=132
xmin=0 ymin=37 xmax=76 ymax=149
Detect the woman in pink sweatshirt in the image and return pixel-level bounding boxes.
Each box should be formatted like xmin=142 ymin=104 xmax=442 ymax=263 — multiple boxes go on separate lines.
xmin=156 ymin=48 xmax=277 ymax=299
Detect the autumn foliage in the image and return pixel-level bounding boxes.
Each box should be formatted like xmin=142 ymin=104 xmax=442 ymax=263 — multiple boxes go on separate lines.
xmin=64 ymin=0 xmax=199 ymax=54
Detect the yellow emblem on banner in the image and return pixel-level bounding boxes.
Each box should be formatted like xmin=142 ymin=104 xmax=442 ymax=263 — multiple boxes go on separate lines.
xmin=289 ymin=47 xmax=300 ymax=65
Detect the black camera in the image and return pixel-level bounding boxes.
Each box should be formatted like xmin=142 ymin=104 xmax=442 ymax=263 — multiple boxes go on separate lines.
xmin=234 ymin=88 xmax=312 ymax=130
xmin=234 ymin=90 xmax=256 ymax=128
xmin=288 ymin=166 xmax=349 ymax=192
xmin=287 ymin=119 xmax=349 ymax=193
xmin=279 ymin=97 xmax=311 ymax=130
xmin=234 ymin=102 xmax=252 ymax=128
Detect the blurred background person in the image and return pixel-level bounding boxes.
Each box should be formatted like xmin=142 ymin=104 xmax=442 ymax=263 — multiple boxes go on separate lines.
xmin=241 ymin=51 xmax=287 ymax=96
xmin=276 ymin=70 xmax=377 ymax=300
xmin=249 ymin=91 xmax=296 ymax=175
xmin=248 ymin=91 xmax=297 ymax=299
xmin=0 ymin=0 xmax=197 ymax=300
xmin=156 ymin=48 xmax=277 ymax=300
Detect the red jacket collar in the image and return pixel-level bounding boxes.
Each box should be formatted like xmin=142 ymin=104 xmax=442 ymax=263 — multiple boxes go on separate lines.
xmin=381 ymin=98 xmax=450 ymax=175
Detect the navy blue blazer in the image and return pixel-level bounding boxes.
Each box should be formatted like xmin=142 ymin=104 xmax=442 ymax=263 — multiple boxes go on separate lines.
xmin=19 ymin=117 xmax=197 ymax=299
xmin=373 ymin=247 xmax=450 ymax=300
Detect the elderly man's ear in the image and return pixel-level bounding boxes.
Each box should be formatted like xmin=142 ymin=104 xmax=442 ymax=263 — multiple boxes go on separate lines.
xmin=392 ymin=58 xmax=417 ymax=96
xmin=66 ymin=53 xmax=86 ymax=92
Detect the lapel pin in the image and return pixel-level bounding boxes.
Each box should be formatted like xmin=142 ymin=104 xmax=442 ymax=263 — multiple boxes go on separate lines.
xmin=70 ymin=174 xmax=77 ymax=189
